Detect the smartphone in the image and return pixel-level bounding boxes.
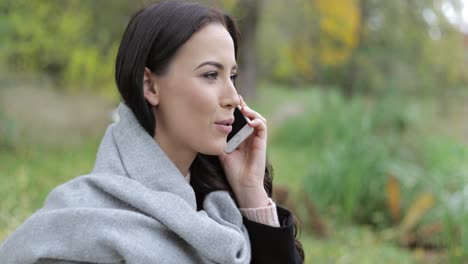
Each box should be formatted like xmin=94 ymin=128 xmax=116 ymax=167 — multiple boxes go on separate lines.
xmin=225 ymin=106 xmax=254 ymax=153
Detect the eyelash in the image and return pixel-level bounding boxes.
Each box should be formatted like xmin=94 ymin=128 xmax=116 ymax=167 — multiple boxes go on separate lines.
xmin=203 ymin=72 xmax=238 ymax=82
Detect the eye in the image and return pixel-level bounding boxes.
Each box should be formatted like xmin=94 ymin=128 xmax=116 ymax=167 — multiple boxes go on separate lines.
xmin=203 ymin=71 xmax=218 ymax=80
xmin=230 ymin=73 xmax=238 ymax=83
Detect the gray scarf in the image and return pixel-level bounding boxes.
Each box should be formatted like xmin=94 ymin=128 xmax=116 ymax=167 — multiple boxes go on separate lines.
xmin=0 ymin=103 xmax=251 ymax=264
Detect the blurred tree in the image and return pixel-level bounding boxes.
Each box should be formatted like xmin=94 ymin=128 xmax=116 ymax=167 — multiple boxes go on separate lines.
xmin=0 ymin=0 xmax=139 ymax=98
xmin=315 ymin=0 xmax=361 ymax=97
xmin=2 ymin=0 xmax=91 ymax=79
xmin=233 ymin=0 xmax=260 ymax=100
xmin=315 ymin=0 xmax=360 ymax=67
xmin=257 ymin=0 xmax=320 ymax=84
xmin=334 ymin=0 xmax=466 ymax=97
xmin=342 ymin=0 xmax=368 ymax=98
xmin=257 ymin=0 xmax=360 ymax=86
xmin=257 ymin=0 xmax=466 ymax=97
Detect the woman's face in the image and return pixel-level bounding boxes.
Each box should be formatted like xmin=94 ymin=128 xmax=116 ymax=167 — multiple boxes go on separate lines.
xmin=151 ymin=23 xmax=239 ymax=156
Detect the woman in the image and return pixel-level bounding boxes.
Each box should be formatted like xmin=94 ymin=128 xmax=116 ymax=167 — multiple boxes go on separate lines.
xmin=0 ymin=1 xmax=304 ymax=263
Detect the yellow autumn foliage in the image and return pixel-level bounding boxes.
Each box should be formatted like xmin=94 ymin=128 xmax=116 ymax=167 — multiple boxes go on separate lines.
xmin=315 ymin=0 xmax=361 ymax=65
xmin=399 ymin=193 xmax=436 ymax=233
xmin=387 ymin=174 xmax=401 ymax=224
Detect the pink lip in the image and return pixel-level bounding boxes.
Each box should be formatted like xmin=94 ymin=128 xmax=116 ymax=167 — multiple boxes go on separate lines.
xmin=215 ymin=117 xmax=234 ymax=126
xmin=215 ymin=124 xmax=232 ymax=134
xmin=214 ymin=117 xmax=234 ymax=134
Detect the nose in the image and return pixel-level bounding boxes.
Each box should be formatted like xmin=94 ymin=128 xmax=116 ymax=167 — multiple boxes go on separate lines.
xmin=220 ymin=79 xmax=240 ymax=109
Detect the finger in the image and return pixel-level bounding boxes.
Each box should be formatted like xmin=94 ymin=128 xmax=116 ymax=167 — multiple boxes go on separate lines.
xmin=248 ymin=118 xmax=267 ymax=140
xmin=241 ymin=106 xmax=267 ymax=125
xmin=238 ymin=95 xmax=267 ymax=125
xmin=248 ymin=118 xmax=266 ymax=131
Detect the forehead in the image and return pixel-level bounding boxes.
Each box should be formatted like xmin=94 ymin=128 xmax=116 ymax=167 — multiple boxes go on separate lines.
xmin=170 ymin=23 xmax=236 ymax=67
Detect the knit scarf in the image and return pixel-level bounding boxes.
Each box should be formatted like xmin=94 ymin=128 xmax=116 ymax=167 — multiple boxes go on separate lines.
xmin=0 ymin=103 xmax=251 ymax=264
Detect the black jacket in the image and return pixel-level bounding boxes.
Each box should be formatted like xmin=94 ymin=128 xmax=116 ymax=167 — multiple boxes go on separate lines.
xmin=243 ymin=206 xmax=303 ymax=264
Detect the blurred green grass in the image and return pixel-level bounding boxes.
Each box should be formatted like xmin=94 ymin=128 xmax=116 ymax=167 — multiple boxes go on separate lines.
xmin=254 ymin=84 xmax=428 ymax=263
xmin=252 ymin=84 xmax=467 ymax=263
xmin=0 ymin=140 xmax=100 ymax=240
xmin=0 ymin=84 xmax=111 ymax=241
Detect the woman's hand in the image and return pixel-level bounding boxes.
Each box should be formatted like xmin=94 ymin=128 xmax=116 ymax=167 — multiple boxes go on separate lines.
xmin=218 ymin=96 xmax=270 ymax=208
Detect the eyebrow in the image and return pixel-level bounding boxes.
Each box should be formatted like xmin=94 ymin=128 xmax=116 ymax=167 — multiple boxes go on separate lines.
xmin=194 ymin=61 xmax=237 ymax=71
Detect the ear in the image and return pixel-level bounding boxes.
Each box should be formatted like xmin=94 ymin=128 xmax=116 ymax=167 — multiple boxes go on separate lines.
xmin=143 ymin=67 xmax=159 ymax=106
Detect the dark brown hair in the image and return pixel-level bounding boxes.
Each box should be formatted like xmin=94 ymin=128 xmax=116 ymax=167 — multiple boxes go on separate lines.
xmin=115 ymin=0 xmax=303 ymax=260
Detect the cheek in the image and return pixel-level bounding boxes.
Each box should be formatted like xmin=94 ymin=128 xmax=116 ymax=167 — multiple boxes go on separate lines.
xmin=168 ymin=83 xmax=217 ymax=130
xmin=183 ymin=88 xmax=225 ymax=151
xmin=181 ymin=80 xmax=218 ymax=116
xmin=160 ymin=77 xmax=222 ymax=150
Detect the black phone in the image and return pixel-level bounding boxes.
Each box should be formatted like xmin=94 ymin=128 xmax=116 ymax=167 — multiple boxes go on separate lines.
xmin=225 ymin=107 xmax=254 ymax=153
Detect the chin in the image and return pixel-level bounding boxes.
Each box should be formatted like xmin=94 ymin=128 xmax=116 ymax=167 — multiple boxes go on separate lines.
xmin=197 ymin=140 xmax=226 ymax=156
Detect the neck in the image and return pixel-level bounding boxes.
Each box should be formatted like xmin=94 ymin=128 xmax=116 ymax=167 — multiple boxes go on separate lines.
xmin=154 ymin=134 xmax=196 ymax=177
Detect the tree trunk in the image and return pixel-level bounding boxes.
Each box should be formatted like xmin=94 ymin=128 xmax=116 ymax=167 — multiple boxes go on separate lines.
xmin=236 ymin=0 xmax=259 ymax=101
xmin=343 ymin=0 xmax=369 ymax=99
